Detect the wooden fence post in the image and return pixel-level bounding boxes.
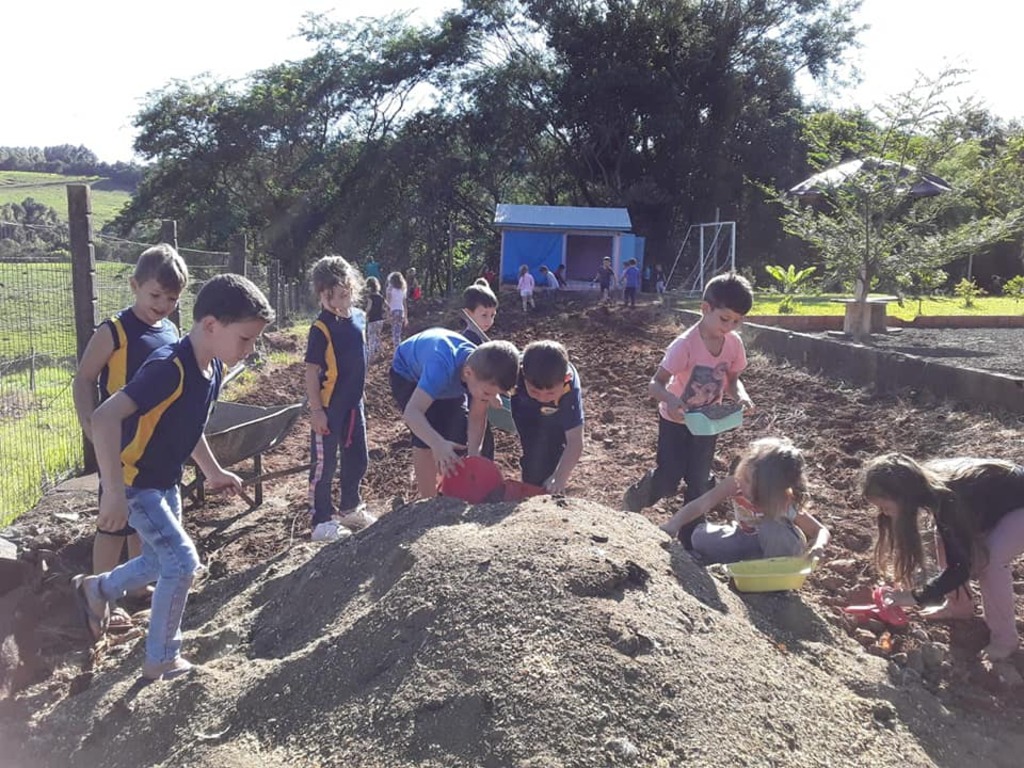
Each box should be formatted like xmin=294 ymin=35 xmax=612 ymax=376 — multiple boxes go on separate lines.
xmin=160 ymin=220 xmax=181 ymax=329
xmin=228 ymin=233 xmax=247 ymax=276
xmin=269 ymin=260 xmax=281 ymax=326
xmin=68 ymin=184 xmax=99 ymax=474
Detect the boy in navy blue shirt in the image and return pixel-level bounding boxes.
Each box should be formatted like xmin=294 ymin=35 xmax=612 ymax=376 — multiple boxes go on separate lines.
xmin=305 ymin=255 xmax=375 ymax=542
xmin=73 ymin=274 xmax=274 ymax=681
xmin=73 ymin=243 xmax=187 ymax=594
xmin=621 ymin=258 xmax=641 ymax=307
xmin=391 ymin=328 xmax=519 ymax=499
xmin=510 ymin=340 xmax=585 ymax=493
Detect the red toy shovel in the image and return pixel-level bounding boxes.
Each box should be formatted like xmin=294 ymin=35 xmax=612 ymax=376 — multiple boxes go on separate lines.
xmin=843 ymin=586 xmax=909 ymax=628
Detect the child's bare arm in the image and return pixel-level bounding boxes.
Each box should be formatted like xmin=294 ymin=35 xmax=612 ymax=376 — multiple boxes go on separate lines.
xmin=794 ymin=511 xmax=830 ymax=560
xmin=545 ymin=424 xmax=584 ymax=493
xmin=648 ymin=366 xmax=685 ymax=419
xmin=660 ymin=476 xmax=739 ymax=537
xmin=404 ymin=388 xmax=464 ymax=476
xmin=92 ymin=392 xmax=138 ymax=531
xmin=726 ymin=373 xmax=754 ymax=411
xmin=72 ymin=326 xmax=116 ymax=442
xmin=466 ymin=397 xmax=489 ymax=457
xmin=304 ymin=363 xmax=329 ymax=436
xmin=192 ymin=434 xmax=242 ymax=494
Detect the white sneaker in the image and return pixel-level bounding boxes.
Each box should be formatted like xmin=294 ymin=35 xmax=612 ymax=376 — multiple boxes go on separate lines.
xmin=336 ymin=505 xmax=378 ymax=531
xmin=311 ymin=520 xmax=352 ymax=542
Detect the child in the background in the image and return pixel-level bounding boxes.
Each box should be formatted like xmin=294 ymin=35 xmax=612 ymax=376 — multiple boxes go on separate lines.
xmin=304 ymin=256 xmax=376 ymax=542
xmin=510 ymin=340 xmax=585 ymax=494
xmin=73 ymin=274 xmax=274 ymax=680
xmin=517 ymin=265 xmax=536 ymax=312
xmin=555 ymin=264 xmax=568 ymax=289
xmin=461 ymin=279 xmax=500 ymax=460
xmin=655 ymin=264 xmax=667 ymax=302
xmin=407 ymin=266 xmax=422 ymax=302
xmin=623 ymin=273 xmax=754 ymax=548
xmin=72 ymin=243 xmax=187 ymax=623
xmin=862 ymin=453 xmax=1024 ymax=660
xmin=365 ymin=276 xmax=385 ymax=362
xmin=461 ymin=279 xmax=498 ymax=346
xmin=594 ymin=256 xmax=615 ymax=300
xmin=661 ymin=438 xmax=829 ymax=564
xmin=386 ymin=271 xmax=408 ymax=349
xmin=621 ymin=258 xmax=641 ymax=308
xmin=390 ymin=329 xmax=519 ymax=499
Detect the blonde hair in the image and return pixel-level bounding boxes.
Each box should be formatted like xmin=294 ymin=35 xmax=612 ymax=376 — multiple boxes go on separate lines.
xmin=134 ymin=243 xmax=188 ymax=293
xmin=736 ymin=437 xmax=807 ymax=519
xmin=387 ymin=271 xmax=407 ymax=291
xmin=310 ymin=255 xmax=364 ymax=305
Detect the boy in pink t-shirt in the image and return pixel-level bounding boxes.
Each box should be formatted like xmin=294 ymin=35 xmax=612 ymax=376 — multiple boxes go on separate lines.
xmin=623 ymin=273 xmax=755 ymax=547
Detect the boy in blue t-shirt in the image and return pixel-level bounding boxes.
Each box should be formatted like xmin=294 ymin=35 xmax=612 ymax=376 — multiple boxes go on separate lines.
xmin=304 ymin=255 xmax=376 ymax=542
xmin=390 ymin=328 xmax=519 ymax=499
xmin=72 ymin=243 xmax=187 ymax=593
xmin=621 ymin=258 xmax=641 ymax=308
xmin=510 ymin=340 xmax=585 ymax=493
xmin=73 ymin=274 xmax=274 ymax=681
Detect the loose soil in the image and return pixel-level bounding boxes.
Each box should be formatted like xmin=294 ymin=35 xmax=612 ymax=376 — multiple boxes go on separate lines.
xmin=2 ymin=293 xmax=1023 ymax=767
xmin=849 ymin=327 xmax=1024 ymax=378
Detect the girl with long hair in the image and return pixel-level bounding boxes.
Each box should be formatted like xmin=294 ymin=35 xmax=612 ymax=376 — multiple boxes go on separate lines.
xmin=862 ymin=453 xmax=1024 ymax=660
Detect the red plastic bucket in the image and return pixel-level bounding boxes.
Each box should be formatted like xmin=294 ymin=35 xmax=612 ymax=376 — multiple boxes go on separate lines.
xmin=439 ymin=456 xmax=504 ymax=503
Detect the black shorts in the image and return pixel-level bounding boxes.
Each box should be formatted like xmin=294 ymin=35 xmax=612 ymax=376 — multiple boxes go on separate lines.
xmin=389 ymin=368 xmax=468 ymax=450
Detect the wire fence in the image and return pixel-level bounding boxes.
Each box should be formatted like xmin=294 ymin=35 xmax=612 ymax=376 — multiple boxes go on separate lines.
xmin=0 ymin=222 xmax=81 ymax=525
xmin=0 ymin=220 xmax=315 ymax=525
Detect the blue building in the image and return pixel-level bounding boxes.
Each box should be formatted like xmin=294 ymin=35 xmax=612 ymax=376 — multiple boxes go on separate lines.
xmin=493 ymin=204 xmax=644 ymax=288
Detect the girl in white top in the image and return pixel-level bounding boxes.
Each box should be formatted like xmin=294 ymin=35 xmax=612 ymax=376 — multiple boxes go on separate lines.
xmin=517 ymin=265 xmax=536 ymax=312
xmin=385 ymin=271 xmax=408 ymax=348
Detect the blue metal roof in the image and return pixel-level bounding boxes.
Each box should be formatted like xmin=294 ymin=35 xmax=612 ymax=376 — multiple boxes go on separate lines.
xmin=494 ymin=204 xmax=632 ymax=232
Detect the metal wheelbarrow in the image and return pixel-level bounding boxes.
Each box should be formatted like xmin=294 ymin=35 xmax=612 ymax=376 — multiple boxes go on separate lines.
xmin=184 ymin=400 xmax=308 ymax=508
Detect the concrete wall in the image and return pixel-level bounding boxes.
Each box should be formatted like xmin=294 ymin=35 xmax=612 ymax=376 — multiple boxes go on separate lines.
xmin=678 ymin=311 xmax=1024 ymax=415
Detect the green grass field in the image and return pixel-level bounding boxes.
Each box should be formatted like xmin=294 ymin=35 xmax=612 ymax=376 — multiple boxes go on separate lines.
xmin=674 ymin=293 xmax=1024 ymax=320
xmin=0 ymin=170 xmax=132 ymax=230
xmin=746 ymin=294 xmax=1024 ymax=320
xmin=0 ymin=361 xmax=83 ymax=527
xmin=0 ymin=261 xmax=137 ymax=361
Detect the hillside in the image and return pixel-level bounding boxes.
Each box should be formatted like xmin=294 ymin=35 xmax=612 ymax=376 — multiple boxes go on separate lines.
xmin=0 ymin=171 xmax=132 ymax=230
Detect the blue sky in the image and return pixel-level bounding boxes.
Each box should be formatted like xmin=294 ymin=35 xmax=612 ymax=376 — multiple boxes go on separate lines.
xmin=1 ymin=0 xmax=1018 ymax=163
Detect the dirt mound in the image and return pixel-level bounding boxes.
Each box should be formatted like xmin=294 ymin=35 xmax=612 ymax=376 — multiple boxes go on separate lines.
xmin=13 ymin=496 xmax=1006 ymax=767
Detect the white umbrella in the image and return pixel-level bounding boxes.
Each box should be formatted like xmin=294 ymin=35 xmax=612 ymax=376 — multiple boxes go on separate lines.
xmin=789 ymin=156 xmax=951 ymax=200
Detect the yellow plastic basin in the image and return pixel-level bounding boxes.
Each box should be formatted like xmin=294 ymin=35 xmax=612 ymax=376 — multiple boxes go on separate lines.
xmin=726 ymin=556 xmax=816 ymax=593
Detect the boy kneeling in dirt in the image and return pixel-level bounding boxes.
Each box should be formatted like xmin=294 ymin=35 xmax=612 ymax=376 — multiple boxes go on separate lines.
xmin=510 ymin=340 xmax=585 ymax=494
xmin=73 ymin=275 xmax=274 ymax=681
xmin=390 ymin=329 xmax=519 ymax=499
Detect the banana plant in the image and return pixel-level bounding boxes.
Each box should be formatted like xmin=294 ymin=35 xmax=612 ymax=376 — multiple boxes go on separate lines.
xmin=764 ymin=264 xmax=817 ymax=313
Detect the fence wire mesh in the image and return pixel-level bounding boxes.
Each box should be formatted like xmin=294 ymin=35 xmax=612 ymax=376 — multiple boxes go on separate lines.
xmin=1 ymin=214 xmax=314 ymax=525
xmin=0 ymin=223 xmax=82 ymax=525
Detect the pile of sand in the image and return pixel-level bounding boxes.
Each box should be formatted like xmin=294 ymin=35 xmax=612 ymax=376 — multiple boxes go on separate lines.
xmin=12 ymin=497 xmax=1019 ymax=767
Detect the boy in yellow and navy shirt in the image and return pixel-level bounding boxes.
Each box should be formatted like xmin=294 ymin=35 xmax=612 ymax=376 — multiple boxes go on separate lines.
xmin=510 ymin=340 xmax=585 ymax=494
xmin=304 ymin=256 xmax=376 ymax=542
xmin=73 ymin=273 xmax=274 ymax=681
xmin=73 ymin=243 xmax=186 ymax=587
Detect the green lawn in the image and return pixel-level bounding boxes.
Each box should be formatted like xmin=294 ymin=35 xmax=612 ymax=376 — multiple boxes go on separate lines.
xmin=674 ymin=294 xmax=1024 ymax=319
xmin=0 ymin=170 xmax=132 ymax=230
xmin=0 ymin=361 xmax=83 ymax=526
xmin=0 ymin=261 xmax=137 ymax=361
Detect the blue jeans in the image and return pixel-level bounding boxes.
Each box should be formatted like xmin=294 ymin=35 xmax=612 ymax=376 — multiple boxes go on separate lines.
xmin=97 ymin=486 xmax=200 ymax=665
